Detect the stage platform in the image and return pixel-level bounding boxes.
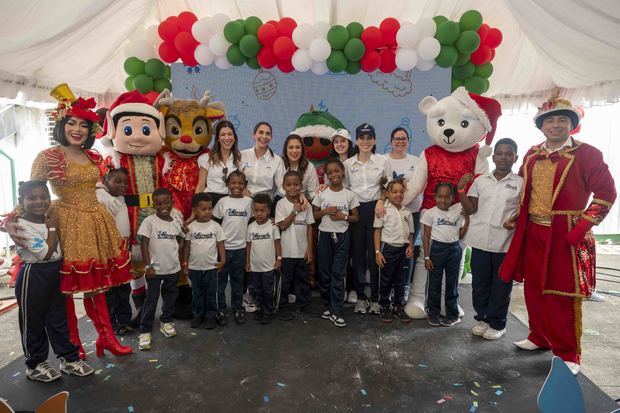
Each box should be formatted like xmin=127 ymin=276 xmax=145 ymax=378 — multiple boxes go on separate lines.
xmin=0 ymin=286 xmax=617 ymax=412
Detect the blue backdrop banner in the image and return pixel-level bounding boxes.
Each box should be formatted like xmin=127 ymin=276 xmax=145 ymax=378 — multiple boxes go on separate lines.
xmin=171 ymin=64 xmax=450 ymax=156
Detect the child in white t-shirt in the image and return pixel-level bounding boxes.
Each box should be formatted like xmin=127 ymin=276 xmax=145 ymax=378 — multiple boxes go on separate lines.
xmin=212 ymin=170 xmax=253 ymax=325
xmin=246 ymin=193 xmax=281 ymax=324
xmin=421 ymin=182 xmax=469 ymax=327
xmin=275 ymin=171 xmax=316 ymax=319
xmin=96 ymin=168 xmax=133 ymax=335
xmin=137 ymin=188 xmax=186 ymax=350
xmin=182 ymin=193 xmax=226 ymax=330
xmin=14 ymin=180 xmax=94 ymax=382
xmin=312 ymin=158 xmax=359 ymax=328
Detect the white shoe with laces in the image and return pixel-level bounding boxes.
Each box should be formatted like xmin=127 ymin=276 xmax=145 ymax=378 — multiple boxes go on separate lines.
xmin=139 ymin=333 xmax=152 ymax=350
xmin=482 ymin=327 xmax=506 ymax=340
xmin=160 ymin=322 xmax=177 ymax=338
xmin=368 ymin=302 xmax=381 ymax=315
xmin=60 ymin=358 xmax=95 ymax=377
xmin=347 ymin=291 xmax=358 ymax=304
xmin=514 ymin=338 xmax=540 ymax=350
xmin=472 ymin=321 xmax=489 ymax=336
xmin=588 ymin=291 xmax=605 ymax=302
xmin=26 ymin=361 xmax=61 ymax=382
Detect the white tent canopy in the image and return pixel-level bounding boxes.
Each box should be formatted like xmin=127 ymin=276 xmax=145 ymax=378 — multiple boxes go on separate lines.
xmin=1 ymin=0 xmax=619 ymax=107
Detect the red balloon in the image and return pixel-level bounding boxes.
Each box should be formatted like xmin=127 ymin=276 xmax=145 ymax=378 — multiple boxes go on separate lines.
xmin=158 ymin=19 xmax=180 ymax=42
xmin=257 ymin=47 xmax=277 ymax=68
xmin=470 ymin=45 xmax=492 ymax=65
xmin=265 ymin=20 xmax=278 ymax=27
xmin=174 ymin=32 xmax=198 ymax=54
xmin=273 ymin=36 xmax=296 ymax=60
xmin=477 ymin=23 xmax=489 ymax=43
xmin=277 ymin=59 xmax=294 ymax=73
xmin=177 ymin=11 xmax=197 ymax=32
xmin=277 ymin=17 xmax=297 ymax=37
xmin=181 ymin=49 xmax=198 ymax=66
xmin=360 ymin=50 xmax=381 ymax=72
xmin=380 ymin=18 xmax=400 ymax=46
xmin=361 ymin=26 xmax=383 ymax=50
xmin=485 ymin=28 xmax=503 ymax=48
xmin=379 ymin=49 xmax=396 ymax=73
xmin=159 ymin=41 xmax=179 ymax=63
xmin=489 ymin=48 xmax=496 ymax=61
xmin=257 ymin=23 xmax=279 ymax=47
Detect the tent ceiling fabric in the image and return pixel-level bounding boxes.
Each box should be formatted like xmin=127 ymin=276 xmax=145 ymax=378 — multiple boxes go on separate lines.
xmin=0 ymin=0 xmax=619 ymax=104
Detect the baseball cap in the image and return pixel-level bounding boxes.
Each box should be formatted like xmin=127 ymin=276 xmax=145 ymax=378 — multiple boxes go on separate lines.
xmin=355 ymin=123 xmax=375 ymax=138
xmin=331 ymin=128 xmax=351 ymax=141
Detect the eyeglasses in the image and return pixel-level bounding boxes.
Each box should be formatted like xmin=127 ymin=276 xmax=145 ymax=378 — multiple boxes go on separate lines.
xmin=392 ymin=137 xmax=409 ymax=142
xmin=222 ymin=167 xmax=229 ymax=184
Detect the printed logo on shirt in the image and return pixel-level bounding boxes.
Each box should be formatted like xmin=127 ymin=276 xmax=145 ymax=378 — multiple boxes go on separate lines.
xmin=392 ymin=171 xmax=405 ymax=180
xmin=32 ymin=237 xmax=44 ymax=249
xmin=157 ymin=230 xmax=177 ymax=240
xmin=436 ymin=217 xmax=459 ymax=226
xmin=320 ymin=203 xmax=348 ymax=213
xmin=505 ymin=183 xmax=518 ymax=191
xmin=251 ymin=232 xmax=272 ymax=240
xmin=193 ymin=232 xmax=215 ymax=240
xmin=226 ymin=208 xmax=248 ymax=217
xmin=294 ymin=218 xmax=308 ymax=225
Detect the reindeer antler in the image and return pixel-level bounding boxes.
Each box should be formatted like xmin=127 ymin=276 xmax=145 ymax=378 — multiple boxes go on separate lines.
xmin=153 ymin=89 xmax=174 ymax=109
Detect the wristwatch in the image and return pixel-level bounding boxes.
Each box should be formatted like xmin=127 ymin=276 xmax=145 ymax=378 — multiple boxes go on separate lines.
xmin=375 ymin=249 xmax=381 ymax=254
xmin=424 ymin=256 xmax=431 ymax=260
xmin=292 ymin=210 xmax=299 ymax=216
xmin=343 ymin=213 xmax=349 ymax=222
xmin=276 ymin=256 xmax=282 ymax=260
xmin=48 ymin=227 xmax=56 ymax=232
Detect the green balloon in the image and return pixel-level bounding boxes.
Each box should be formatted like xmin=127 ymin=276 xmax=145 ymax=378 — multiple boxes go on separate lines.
xmin=455 ymin=52 xmax=471 ymax=66
xmin=346 ymin=22 xmax=364 ymax=39
xmin=346 ymin=61 xmax=362 ymax=74
xmin=327 ymin=25 xmax=349 ymax=50
xmin=433 ymin=15 xmax=448 ymax=28
xmin=124 ymin=57 xmax=145 ymax=76
xmin=481 ymin=77 xmax=490 ymax=93
xmin=239 ymin=34 xmax=261 ymax=57
xmin=224 ymin=21 xmax=245 ymax=44
xmin=226 ymin=45 xmax=246 ymax=66
xmin=474 ymin=62 xmax=493 ymax=78
xmin=343 ymin=38 xmax=365 ymax=62
xmin=144 ymin=58 xmax=165 ymax=79
xmin=435 ymin=45 xmax=458 ymax=67
xmin=452 ymin=61 xmax=475 ymax=79
xmin=164 ymin=65 xmax=171 ymax=79
xmin=133 ymin=74 xmax=153 ymax=94
xmin=464 ymin=75 xmax=486 ymax=94
xmin=435 ymin=21 xmax=460 ymax=45
xmin=459 ymin=10 xmax=483 ymax=31
xmin=326 ymin=50 xmax=347 ymax=73
xmin=124 ymin=76 xmax=136 ymax=91
xmin=246 ymin=56 xmax=260 ymax=70
xmin=244 ymin=16 xmax=263 ymax=35
xmin=451 ymin=77 xmax=464 ymax=91
xmin=455 ymin=30 xmax=480 ymax=54
xmin=153 ymin=78 xmax=172 ymax=93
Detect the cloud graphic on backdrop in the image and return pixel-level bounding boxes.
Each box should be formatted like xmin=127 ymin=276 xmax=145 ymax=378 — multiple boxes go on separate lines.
xmin=368 ymin=70 xmax=412 ymax=97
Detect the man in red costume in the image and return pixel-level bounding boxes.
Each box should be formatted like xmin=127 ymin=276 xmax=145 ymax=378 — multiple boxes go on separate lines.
xmin=499 ymin=96 xmax=616 ymax=375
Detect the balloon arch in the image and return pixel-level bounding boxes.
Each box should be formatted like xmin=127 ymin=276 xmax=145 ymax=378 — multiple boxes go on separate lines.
xmin=123 ymin=10 xmax=502 ymax=96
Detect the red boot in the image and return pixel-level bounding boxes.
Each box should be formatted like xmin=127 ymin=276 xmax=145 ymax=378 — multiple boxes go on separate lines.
xmin=84 ymin=294 xmax=133 ymax=357
xmin=65 ymin=296 xmax=86 ymax=360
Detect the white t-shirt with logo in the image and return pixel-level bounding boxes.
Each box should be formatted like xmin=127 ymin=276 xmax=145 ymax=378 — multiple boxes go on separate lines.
xmin=311 ymin=187 xmax=360 ymax=233
xmin=247 ymin=221 xmax=280 ymax=272
xmin=16 ymin=218 xmax=62 ymax=263
xmin=420 ymin=204 xmax=465 ymax=243
xmin=275 ymin=197 xmax=315 ymax=258
xmin=137 ymin=214 xmax=185 ymax=275
xmin=386 ymin=154 xmax=423 ymax=212
xmin=212 ymin=196 xmax=253 ymax=250
xmin=185 ymin=220 xmax=226 ymax=270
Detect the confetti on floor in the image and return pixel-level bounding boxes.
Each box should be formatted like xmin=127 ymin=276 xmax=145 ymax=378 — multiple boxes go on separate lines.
xmin=470 ymin=390 xmax=479 ymax=396
xmin=106 ymin=363 xmax=115 ymax=369
xmin=417 ymin=364 xmax=428 ymax=368
xmin=453 ymin=383 xmax=463 ymax=387
xmin=491 ymin=385 xmax=502 ymax=389
xmin=277 ymin=382 xmax=286 ymax=387
xmin=473 ymin=381 xmax=480 ymax=388
xmin=86 ymin=351 xmax=94 ymax=355
xmin=94 ymin=369 xmax=102 ymax=375
xmin=103 ymin=375 xmax=111 ymax=382
xmin=155 ymin=364 xmax=163 ymax=369
xmin=190 ymin=332 xmax=197 ymax=336
xmin=12 ymin=372 xmax=20 ymax=377
xmin=128 ymin=406 xmax=134 ymax=412
xmin=149 ymin=359 xmax=158 ymax=363
xmin=263 ymin=394 xmax=269 ymax=402
xmin=495 ymin=390 xmax=503 ymax=396
xmin=470 ymin=404 xmax=477 ymax=412
xmin=473 ymin=401 xmax=478 ymax=407
xmin=443 ymin=395 xmax=453 ymax=401
xmin=436 ymin=399 xmax=446 ymax=404
xmin=360 ymin=389 xmax=368 ymax=396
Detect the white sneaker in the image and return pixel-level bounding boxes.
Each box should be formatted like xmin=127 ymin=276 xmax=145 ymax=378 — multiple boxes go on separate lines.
xmin=354 ymin=300 xmax=369 ymax=314
xmin=329 ymin=314 xmax=346 ymax=327
xmin=243 ymin=293 xmax=258 ymax=313
xmin=26 ymin=361 xmax=61 ymax=382
xmin=288 ymin=294 xmax=296 ymax=304
xmin=139 ymin=333 xmax=152 ymax=350
xmin=483 ymin=327 xmax=506 ymax=340
xmin=588 ymin=291 xmax=605 ymax=302
xmin=160 ymin=322 xmax=177 ymax=338
xmin=514 ymin=338 xmax=540 ymax=350
xmin=60 ymin=358 xmax=95 ymax=377
xmin=472 ymin=321 xmax=490 ymax=336
xmin=347 ymin=291 xmax=358 ymax=304
xmin=368 ymin=302 xmax=381 ymax=315
xmin=565 ymin=361 xmax=580 ymax=375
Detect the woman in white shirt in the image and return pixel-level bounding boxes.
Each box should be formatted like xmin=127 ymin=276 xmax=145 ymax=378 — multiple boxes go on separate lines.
xmin=195 ymin=120 xmax=242 ymax=207
xmin=281 ymin=134 xmax=319 ymax=201
xmin=240 ymin=122 xmax=285 ymax=202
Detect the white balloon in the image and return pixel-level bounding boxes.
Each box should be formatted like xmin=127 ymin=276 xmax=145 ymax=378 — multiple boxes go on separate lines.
xmin=215 ymin=55 xmax=232 ymax=70
xmin=313 ymin=22 xmax=330 ymax=39
xmin=210 ymin=13 xmax=231 ymax=32
xmin=417 ymin=17 xmax=437 ymax=38
xmin=129 ymin=28 xmax=146 ymax=43
xmin=416 ymin=58 xmax=435 ymax=71
xmin=309 ymin=38 xmax=331 ymax=62
xmin=194 ymin=43 xmax=215 ymax=66
xmin=311 ymin=61 xmax=329 ymax=75
xmin=395 ymin=48 xmax=418 ymax=71
xmin=126 ymin=40 xmax=157 ymax=60
xmin=291 ymin=49 xmax=313 ymax=72
xmin=292 ymin=23 xmax=315 ymax=49
xmin=417 ymin=37 xmax=440 ymax=60
xmin=396 ymin=25 xmax=420 ymax=49
xmin=145 ymin=25 xmax=160 ymax=46
xmin=192 ymin=17 xmax=214 ymax=43
xmin=209 ymin=33 xmax=231 ymax=57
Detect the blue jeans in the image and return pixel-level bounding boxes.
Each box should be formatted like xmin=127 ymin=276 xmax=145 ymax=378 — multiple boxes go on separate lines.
xmin=189 ymin=269 xmax=218 ymax=319
xmin=317 ymin=230 xmax=349 ymax=315
xmin=426 ymin=241 xmax=462 ymax=319
xmin=218 ymin=248 xmax=246 ymax=312
xmin=471 ymin=248 xmax=512 ymax=330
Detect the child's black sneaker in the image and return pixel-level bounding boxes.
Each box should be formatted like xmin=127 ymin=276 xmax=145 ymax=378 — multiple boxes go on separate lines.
xmin=440 ymin=317 xmax=461 ymax=327
xmin=234 ymin=310 xmax=246 ymax=324
xmin=190 ymin=317 xmax=202 ymax=328
xmin=380 ymin=307 xmax=393 ymax=323
xmin=392 ymin=305 xmax=411 ymax=323
xmin=427 ymin=313 xmax=441 ymax=327
xmin=297 ymin=304 xmax=321 ymax=317
xmin=253 ymin=309 xmax=264 ymax=322
xmin=277 ymin=309 xmax=294 ymax=321
xmin=204 ymin=317 xmax=217 ymax=329
xmin=260 ymin=313 xmax=274 ymax=325
xmin=216 ymin=312 xmax=228 ymax=326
